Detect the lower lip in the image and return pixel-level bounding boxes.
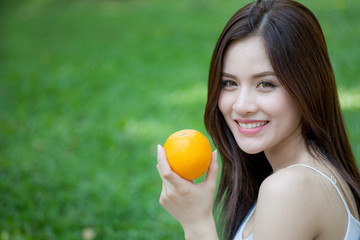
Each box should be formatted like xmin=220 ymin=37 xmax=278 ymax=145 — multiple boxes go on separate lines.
xmin=236 ymin=122 xmax=268 ymax=135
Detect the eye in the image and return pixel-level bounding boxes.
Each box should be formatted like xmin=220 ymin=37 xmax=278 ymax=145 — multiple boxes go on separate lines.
xmin=257 ymin=81 xmax=276 ymax=89
xmin=221 ymin=80 xmax=238 ymax=89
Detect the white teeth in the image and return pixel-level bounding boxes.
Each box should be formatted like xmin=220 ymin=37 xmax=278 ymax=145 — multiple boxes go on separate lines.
xmin=239 ymin=121 xmax=267 ymax=129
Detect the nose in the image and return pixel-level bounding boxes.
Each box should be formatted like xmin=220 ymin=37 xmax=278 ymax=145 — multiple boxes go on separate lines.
xmin=232 ymin=88 xmax=259 ymax=116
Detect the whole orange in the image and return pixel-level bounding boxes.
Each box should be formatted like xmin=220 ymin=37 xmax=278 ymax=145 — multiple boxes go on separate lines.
xmin=164 ymin=129 xmax=212 ymax=180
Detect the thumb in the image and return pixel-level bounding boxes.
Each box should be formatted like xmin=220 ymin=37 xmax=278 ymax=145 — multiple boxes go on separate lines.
xmin=157 ymin=144 xmax=192 ymax=188
xmin=204 ymin=150 xmax=219 ymax=186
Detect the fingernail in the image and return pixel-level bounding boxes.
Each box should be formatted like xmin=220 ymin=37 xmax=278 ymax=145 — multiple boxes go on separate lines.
xmin=213 ymin=149 xmax=218 ymax=162
xmin=157 ymin=144 xmax=162 ymax=154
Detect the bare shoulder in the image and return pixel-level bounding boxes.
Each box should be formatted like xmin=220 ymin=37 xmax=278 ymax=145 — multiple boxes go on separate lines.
xmin=263 ymin=166 xmax=305 ymax=186
xmin=253 ymin=167 xmax=322 ymax=239
xmin=259 ymin=166 xmax=315 ymax=200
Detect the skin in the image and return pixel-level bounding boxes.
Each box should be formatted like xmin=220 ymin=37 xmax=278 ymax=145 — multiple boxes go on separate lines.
xmin=157 ymin=146 xmax=219 ymax=240
xmin=157 ymin=36 xmax=358 ymax=239
xmin=219 ymin=36 xmax=303 ymax=164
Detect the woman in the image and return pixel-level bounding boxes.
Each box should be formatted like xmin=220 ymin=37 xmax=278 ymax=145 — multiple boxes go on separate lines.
xmin=157 ymin=0 xmax=360 ymax=239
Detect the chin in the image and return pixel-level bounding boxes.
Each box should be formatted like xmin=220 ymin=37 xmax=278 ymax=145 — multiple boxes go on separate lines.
xmin=241 ymin=148 xmax=263 ymax=155
xmin=237 ymin=142 xmax=264 ymax=155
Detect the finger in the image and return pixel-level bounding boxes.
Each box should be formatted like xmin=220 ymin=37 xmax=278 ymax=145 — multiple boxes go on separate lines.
xmin=157 ymin=163 xmax=175 ymax=190
xmin=157 ymin=145 xmax=192 ymax=188
xmin=159 ymin=182 xmax=168 ymax=207
xmin=204 ymin=150 xmax=219 ymax=186
xmin=157 ymin=163 xmax=166 ymax=182
xmin=161 ymin=182 xmax=166 ymax=196
xmin=157 ymin=144 xmax=173 ymax=176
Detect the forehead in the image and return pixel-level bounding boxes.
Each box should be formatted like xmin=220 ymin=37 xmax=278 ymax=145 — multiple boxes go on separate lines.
xmin=222 ymin=36 xmax=274 ymax=75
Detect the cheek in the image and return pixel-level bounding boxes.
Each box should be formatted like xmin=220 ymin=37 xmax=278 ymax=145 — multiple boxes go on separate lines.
xmin=267 ymin=91 xmax=301 ymax=123
xmin=218 ymin=92 xmax=231 ymax=116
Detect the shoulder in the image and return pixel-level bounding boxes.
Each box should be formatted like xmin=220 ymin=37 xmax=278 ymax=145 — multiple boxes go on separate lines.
xmin=257 ymin=166 xmax=320 ymax=216
xmin=253 ymin=167 xmax=322 ymax=239
xmin=259 ymin=166 xmax=314 ymax=200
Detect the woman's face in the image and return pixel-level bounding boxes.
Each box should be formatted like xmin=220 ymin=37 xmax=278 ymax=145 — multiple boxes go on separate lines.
xmin=218 ymin=36 xmax=302 ymax=155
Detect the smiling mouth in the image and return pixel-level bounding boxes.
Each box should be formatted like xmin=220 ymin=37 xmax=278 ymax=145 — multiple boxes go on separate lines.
xmin=238 ymin=121 xmax=269 ymax=129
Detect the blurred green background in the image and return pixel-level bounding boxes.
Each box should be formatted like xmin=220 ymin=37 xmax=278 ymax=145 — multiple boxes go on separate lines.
xmin=0 ymin=0 xmax=359 ymax=239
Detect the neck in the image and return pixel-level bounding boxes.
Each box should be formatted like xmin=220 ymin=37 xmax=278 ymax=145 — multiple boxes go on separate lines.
xmin=264 ymin=127 xmax=313 ymax=171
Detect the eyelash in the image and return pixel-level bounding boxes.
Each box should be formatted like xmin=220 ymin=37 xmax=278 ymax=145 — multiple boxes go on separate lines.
xmin=257 ymin=81 xmax=276 ymax=89
xmin=221 ymin=80 xmax=276 ymax=89
xmin=221 ymin=80 xmax=237 ymax=88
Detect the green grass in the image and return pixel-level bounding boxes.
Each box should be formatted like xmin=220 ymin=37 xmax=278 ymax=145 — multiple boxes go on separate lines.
xmin=0 ymin=0 xmax=359 ymax=239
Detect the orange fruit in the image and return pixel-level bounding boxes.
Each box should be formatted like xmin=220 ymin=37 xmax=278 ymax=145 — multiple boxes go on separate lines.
xmin=164 ymin=129 xmax=212 ymax=180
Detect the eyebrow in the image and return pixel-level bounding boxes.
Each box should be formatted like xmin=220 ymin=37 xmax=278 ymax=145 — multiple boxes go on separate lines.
xmin=221 ymin=71 xmax=277 ymax=79
xmin=253 ymin=71 xmax=277 ymax=78
xmin=222 ymin=73 xmax=237 ymax=79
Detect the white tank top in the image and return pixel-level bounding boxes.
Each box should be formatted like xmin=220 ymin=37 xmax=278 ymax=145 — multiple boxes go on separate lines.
xmin=233 ymin=164 xmax=360 ymax=240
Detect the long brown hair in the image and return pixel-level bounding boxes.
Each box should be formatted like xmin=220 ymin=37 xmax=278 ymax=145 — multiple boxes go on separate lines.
xmin=204 ymin=0 xmax=360 ymax=239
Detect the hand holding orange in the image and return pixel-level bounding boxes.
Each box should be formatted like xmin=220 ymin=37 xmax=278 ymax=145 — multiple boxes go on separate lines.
xmin=163 ymin=129 xmax=212 ymax=180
